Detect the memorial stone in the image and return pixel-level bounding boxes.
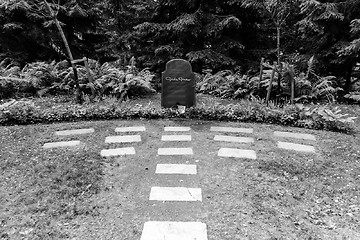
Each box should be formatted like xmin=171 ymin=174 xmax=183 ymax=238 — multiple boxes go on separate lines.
xmin=161 ymin=59 xmax=196 ymax=108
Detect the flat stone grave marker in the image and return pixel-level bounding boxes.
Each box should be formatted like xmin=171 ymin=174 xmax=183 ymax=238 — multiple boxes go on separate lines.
xmin=105 ymin=135 xmax=141 ymax=143
xmin=140 ymin=221 xmax=208 ymax=240
xmin=164 ymin=126 xmax=191 ymax=132
xmin=210 ymin=126 xmax=253 ymax=134
xmin=161 ymin=135 xmax=191 ymax=141
xmin=218 ymin=148 xmax=257 ymax=159
xmin=115 ymin=126 xmax=146 ymax=132
xmin=55 ymin=128 xmax=94 ymax=136
xmin=100 ymin=147 xmax=135 ymax=157
xmin=156 ymin=164 xmax=197 ymax=174
xmin=43 ymin=140 xmax=81 ymax=149
xmin=214 ymin=135 xmax=254 ymax=143
xmin=149 ymin=187 xmax=202 ymax=201
xmin=161 ymin=59 xmax=196 ymax=108
xmin=274 ymin=131 xmax=316 ymax=141
xmin=158 ymin=148 xmax=193 ymax=155
xmin=278 ymin=141 xmax=315 ymax=153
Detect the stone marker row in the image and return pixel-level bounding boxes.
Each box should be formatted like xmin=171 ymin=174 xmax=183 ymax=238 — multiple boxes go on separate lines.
xmin=100 ymin=126 xmax=146 ymax=157
xmin=44 ymin=127 xmax=95 ymax=149
xmin=141 ymin=126 xmax=207 ymax=240
xmin=274 ymin=131 xmax=316 ymax=153
xmin=211 ymin=127 xmax=257 ymax=160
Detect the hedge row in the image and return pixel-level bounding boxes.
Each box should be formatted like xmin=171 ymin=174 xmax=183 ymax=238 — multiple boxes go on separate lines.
xmin=0 ymin=98 xmax=356 ymax=133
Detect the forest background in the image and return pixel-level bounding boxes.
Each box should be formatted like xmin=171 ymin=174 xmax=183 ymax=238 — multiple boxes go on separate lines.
xmin=0 ymin=0 xmax=360 ymax=104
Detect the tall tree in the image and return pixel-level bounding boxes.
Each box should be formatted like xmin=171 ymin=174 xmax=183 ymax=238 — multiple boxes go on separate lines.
xmin=240 ymin=0 xmax=299 ymax=95
xmin=241 ymin=0 xmax=295 ymax=67
xmin=299 ymin=0 xmax=360 ymax=93
xmin=0 ymin=0 xmax=108 ymax=63
xmin=129 ymin=0 xmax=244 ymax=73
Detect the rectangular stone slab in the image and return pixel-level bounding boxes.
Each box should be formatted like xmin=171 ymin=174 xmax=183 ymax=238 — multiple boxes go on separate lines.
xmin=105 ymin=135 xmax=141 ymax=143
xmin=274 ymin=131 xmax=316 ymax=141
xmin=100 ymin=147 xmax=135 ymax=157
xmin=158 ymin=148 xmax=193 ymax=155
xmin=115 ymin=126 xmax=146 ymax=132
xmin=278 ymin=141 xmax=315 ymax=153
xmin=140 ymin=221 xmax=208 ymax=240
xmin=210 ymin=126 xmax=253 ymax=134
xmin=55 ymin=128 xmax=94 ymax=136
xmin=149 ymin=187 xmax=202 ymax=201
xmin=214 ymin=135 xmax=254 ymax=143
xmin=156 ymin=164 xmax=197 ymax=174
xmin=43 ymin=140 xmax=81 ymax=149
xmin=161 ymin=135 xmax=191 ymax=141
xmin=164 ymin=126 xmax=191 ymax=132
xmin=218 ymin=148 xmax=257 ymax=159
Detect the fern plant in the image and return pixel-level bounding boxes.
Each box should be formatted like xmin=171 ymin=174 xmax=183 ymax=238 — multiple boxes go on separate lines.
xmin=294 ymin=56 xmax=341 ymax=103
xmin=343 ymin=92 xmax=360 ymax=103
xmin=196 ymin=70 xmax=256 ymax=99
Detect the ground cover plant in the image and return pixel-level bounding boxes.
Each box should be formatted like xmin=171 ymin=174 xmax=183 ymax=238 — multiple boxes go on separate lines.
xmin=0 ymin=119 xmax=359 ymax=239
xmin=0 ymin=94 xmax=357 ymax=134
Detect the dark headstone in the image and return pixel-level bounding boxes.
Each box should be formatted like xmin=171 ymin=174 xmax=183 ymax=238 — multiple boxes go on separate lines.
xmin=161 ymin=59 xmax=196 ymax=108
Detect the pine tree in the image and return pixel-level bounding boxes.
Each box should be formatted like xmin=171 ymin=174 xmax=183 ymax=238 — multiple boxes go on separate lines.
xmin=0 ymin=0 xmax=107 ymax=63
xmin=129 ymin=0 xmax=244 ymax=73
xmin=299 ymin=0 xmax=360 ymax=93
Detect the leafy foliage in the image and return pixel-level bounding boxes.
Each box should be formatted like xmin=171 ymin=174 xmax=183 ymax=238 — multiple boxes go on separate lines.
xmin=294 ymin=74 xmax=339 ymax=103
xmin=0 ymin=60 xmax=156 ymax=100
xmin=196 ymin=70 xmax=257 ymax=99
xmin=0 ymin=96 xmax=356 ymax=133
xmin=296 ymin=104 xmax=357 ymax=132
xmin=343 ymin=92 xmax=360 ymax=104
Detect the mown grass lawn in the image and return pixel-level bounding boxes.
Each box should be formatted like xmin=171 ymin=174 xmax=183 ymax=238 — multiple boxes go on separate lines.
xmin=0 ymin=94 xmax=359 ymax=239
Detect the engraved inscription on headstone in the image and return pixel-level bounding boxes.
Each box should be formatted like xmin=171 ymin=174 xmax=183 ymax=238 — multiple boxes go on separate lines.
xmin=161 ymin=59 xmax=196 ymax=108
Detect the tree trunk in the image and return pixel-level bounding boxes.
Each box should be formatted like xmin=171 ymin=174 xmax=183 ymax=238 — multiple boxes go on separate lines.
xmin=266 ymin=65 xmax=276 ymax=106
xmin=44 ymin=0 xmax=82 ymax=104
xmin=344 ymin=62 xmax=354 ymax=94
xmin=276 ymin=24 xmax=282 ymax=96
xmin=259 ymin=57 xmax=264 ymax=90
xmin=290 ymin=65 xmax=295 ymax=104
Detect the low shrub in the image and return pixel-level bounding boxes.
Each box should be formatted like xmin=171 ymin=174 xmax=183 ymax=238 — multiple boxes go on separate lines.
xmin=0 ymin=97 xmax=356 ymax=133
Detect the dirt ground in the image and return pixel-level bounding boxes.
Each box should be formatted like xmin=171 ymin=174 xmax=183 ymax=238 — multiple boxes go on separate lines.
xmin=21 ymin=119 xmax=357 ymax=240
